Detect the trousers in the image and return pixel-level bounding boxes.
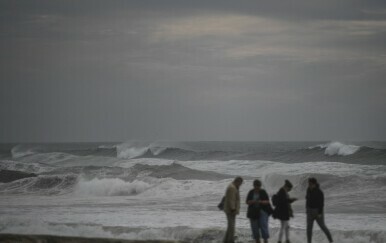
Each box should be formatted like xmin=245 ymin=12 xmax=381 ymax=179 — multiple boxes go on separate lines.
xmin=306 ymin=208 xmax=333 ymax=243
xmin=250 ymin=210 xmax=270 ymax=240
xmin=224 ymin=213 xmax=236 ymax=243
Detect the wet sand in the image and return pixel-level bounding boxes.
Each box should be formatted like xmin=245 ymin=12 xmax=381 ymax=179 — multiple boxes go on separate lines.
xmin=0 ymin=234 xmax=185 ymax=243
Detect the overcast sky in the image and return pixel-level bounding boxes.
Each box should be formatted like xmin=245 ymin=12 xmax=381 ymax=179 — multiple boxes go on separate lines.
xmin=0 ymin=0 xmax=385 ymax=142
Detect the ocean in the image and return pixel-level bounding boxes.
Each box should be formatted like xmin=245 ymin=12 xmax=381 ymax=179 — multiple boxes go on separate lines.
xmin=0 ymin=141 xmax=385 ymax=242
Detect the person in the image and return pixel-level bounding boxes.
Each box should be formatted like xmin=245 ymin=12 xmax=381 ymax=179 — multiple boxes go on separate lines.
xmin=223 ymin=177 xmax=243 ymax=243
xmin=246 ymin=179 xmax=274 ymax=243
xmin=273 ymin=180 xmax=297 ymax=243
xmin=306 ymin=178 xmax=333 ymax=243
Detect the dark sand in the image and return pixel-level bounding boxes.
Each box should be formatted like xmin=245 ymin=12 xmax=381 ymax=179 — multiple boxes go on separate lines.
xmin=0 ymin=234 xmax=185 ymax=243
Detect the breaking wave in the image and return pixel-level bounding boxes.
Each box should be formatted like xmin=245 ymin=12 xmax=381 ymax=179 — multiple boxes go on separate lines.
xmin=6 ymin=141 xmax=386 ymax=165
xmin=11 ymin=144 xmax=41 ymax=159
xmin=116 ymin=141 xmax=179 ymax=159
xmin=310 ymin=141 xmax=361 ymax=156
xmin=0 ymin=174 xmax=78 ymax=195
xmin=74 ymin=178 xmax=152 ymax=196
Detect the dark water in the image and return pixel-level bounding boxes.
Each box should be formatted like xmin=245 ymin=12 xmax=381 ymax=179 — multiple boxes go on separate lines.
xmin=2 ymin=141 xmax=386 ymax=164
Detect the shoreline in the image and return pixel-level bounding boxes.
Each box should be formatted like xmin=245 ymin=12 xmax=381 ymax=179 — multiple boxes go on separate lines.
xmin=0 ymin=234 xmax=185 ymax=243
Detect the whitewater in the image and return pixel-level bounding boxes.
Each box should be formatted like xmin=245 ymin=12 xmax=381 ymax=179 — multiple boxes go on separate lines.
xmin=0 ymin=141 xmax=385 ymax=242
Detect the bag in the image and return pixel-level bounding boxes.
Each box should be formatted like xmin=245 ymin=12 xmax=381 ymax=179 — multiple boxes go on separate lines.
xmin=217 ymin=196 xmax=225 ymax=210
xmin=247 ymin=206 xmax=260 ymax=219
xmin=272 ymin=194 xmax=278 ymax=207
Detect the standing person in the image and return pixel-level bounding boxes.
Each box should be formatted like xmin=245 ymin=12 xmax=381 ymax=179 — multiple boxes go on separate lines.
xmin=223 ymin=177 xmax=243 ymax=243
xmin=246 ymin=179 xmax=274 ymax=243
xmin=272 ymin=180 xmax=297 ymax=243
xmin=306 ymin=178 xmax=333 ymax=243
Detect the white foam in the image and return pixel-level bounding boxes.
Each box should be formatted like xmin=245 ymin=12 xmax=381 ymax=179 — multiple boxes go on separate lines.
xmin=321 ymin=142 xmax=361 ymax=156
xmin=117 ymin=146 xmax=149 ymax=159
xmin=0 ymin=160 xmax=53 ymax=173
xmin=72 ymin=175 xmax=231 ymax=199
xmin=116 ymin=141 xmax=178 ymax=159
xmin=114 ymin=158 xmax=175 ymax=168
xmin=98 ymin=144 xmax=117 ymax=149
xmin=73 ymin=177 xmax=152 ymax=196
xmin=11 ymin=144 xmax=39 ymax=159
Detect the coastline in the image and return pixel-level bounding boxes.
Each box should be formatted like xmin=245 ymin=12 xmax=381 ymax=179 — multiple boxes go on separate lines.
xmin=0 ymin=234 xmax=185 ymax=243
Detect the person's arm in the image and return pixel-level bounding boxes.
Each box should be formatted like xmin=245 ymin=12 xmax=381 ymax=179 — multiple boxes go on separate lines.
xmin=258 ymin=190 xmax=270 ymax=205
xmin=246 ymin=190 xmax=256 ymax=205
xmin=318 ymin=190 xmax=324 ymax=215
xmin=289 ymin=197 xmax=298 ymax=203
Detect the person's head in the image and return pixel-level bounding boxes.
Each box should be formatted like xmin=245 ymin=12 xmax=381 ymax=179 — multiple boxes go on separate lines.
xmin=233 ymin=177 xmax=243 ymax=188
xmin=308 ymin=177 xmax=318 ymax=189
xmin=283 ymin=180 xmax=293 ymax=192
xmin=253 ymin=179 xmax=262 ymax=190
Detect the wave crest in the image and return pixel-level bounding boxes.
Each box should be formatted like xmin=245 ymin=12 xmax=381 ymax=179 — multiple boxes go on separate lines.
xmin=116 ymin=141 xmax=181 ymax=159
xmin=74 ymin=178 xmax=152 ymax=196
xmin=324 ymin=142 xmax=360 ymax=156
xmin=310 ymin=142 xmax=361 ymax=156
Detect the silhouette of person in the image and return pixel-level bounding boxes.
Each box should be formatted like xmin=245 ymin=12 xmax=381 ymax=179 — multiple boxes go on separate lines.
xmin=273 ymin=180 xmax=297 ymax=243
xmin=246 ymin=179 xmax=274 ymax=243
xmin=223 ymin=177 xmax=243 ymax=243
xmin=306 ymin=177 xmax=333 ymax=243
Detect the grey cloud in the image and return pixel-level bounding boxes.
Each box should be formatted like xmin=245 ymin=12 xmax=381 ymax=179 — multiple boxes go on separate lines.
xmin=0 ymin=0 xmax=385 ymax=141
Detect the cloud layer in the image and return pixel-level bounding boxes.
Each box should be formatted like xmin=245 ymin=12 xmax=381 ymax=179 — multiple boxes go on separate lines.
xmin=0 ymin=0 xmax=385 ymax=141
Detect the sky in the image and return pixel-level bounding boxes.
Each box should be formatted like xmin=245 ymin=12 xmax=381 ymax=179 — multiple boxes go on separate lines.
xmin=0 ymin=0 xmax=386 ymax=142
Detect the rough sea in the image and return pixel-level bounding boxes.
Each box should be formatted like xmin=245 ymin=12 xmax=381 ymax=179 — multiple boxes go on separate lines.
xmin=0 ymin=141 xmax=385 ymax=242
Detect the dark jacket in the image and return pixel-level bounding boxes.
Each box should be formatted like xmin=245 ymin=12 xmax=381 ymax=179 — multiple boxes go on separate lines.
xmin=273 ymin=187 xmax=295 ymax=221
xmin=306 ymin=185 xmax=324 ymax=214
xmin=246 ymin=189 xmax=274 ymax=215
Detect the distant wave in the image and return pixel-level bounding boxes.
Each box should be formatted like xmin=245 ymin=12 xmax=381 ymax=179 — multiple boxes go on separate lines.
xmin=11 ymin=144 xmax=41 ymax=159
xmin=116 ymin=141 xmax=386 ymax=164
xmin=309 ymin=141 xmax=361 ymax=156
xmin=74 ymin=178 xmax=152 ymax=196
xmin=116 ymin=141 xmax=182 ymax=159
xmin=0 ymin=160 xmax=53 ymax=173
xmin=7 ymin=141 xmax=386 ymax=165
xmin=0 ymin=161 xmax=233 ymax=195
xmin=0 ymin=174 xmax=78 ymax=195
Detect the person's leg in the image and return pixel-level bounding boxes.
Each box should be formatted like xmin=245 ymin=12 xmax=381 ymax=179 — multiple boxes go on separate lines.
xmin=224 ymin=213 xmax=235 ymax=243
xmin=278 ymin=220 xmax=285 ymax=242
xmin=250 ymin=219 xmax=260 ymax=242
xmin=258 ymin=211 xmax=269 ymax=242
xmin=223 ymin=213 xmax=229 ymax=243
xmin=306 ymin=208 xmax=315 ymax=243
xmin=315 ymin=214 xmax=333 ymax=243
xmin=229 ymin=213 xmax=236 ymax=243
xmin=278 ymin=220 xmax=283 ymax=242
xmin=284 ymin=221 xmax=289 ymax=242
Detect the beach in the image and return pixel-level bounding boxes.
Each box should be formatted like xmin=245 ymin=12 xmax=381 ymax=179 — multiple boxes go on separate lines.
xmin=0 ymin=142 xmax=386 ymax=242
xmin=0 ymin=234 xmax=183 ymax=243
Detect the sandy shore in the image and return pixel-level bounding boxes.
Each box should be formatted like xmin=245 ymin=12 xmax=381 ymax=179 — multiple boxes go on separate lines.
xmin=0 ymin=234 xmax=185 ymax=243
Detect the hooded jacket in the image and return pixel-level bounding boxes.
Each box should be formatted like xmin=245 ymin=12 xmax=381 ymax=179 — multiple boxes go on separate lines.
xmin=306 ymin=185 xmax=324 ymax=214
xmin=273 ymin=187 xmax=295 ymax=220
